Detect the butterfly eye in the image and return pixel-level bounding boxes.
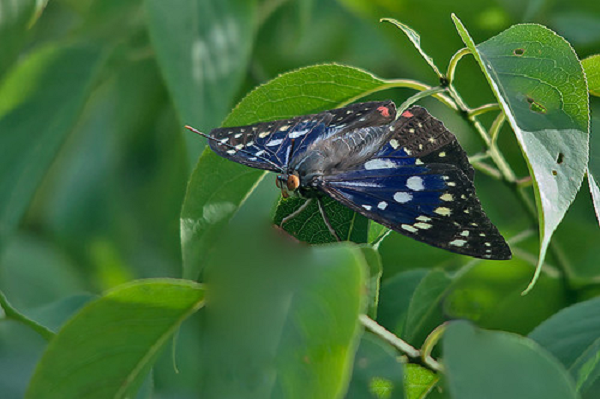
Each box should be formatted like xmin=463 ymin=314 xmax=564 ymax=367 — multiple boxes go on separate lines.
xmin=287 ymin=174 xmax=300 ymax=191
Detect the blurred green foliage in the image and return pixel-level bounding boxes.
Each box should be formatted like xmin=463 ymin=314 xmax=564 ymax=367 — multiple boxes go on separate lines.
xmin=1 ymin=0 xmax=600 ymax=398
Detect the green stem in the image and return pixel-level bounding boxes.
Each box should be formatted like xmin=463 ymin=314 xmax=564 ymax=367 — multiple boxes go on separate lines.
xmin=380 ymin=79 xmax=458 ymax=110
xmin=469 ymin=103 xmax=501 ymax=118
xmin=446 ymin=47 xmax=471 ymax=84
xmin=0 ymin=291 xmax=54 ymax=341
xmin=360 ymin=314 xmax=443 ymax=372
xmin=397 ymin=86 xmax=447 ymax=114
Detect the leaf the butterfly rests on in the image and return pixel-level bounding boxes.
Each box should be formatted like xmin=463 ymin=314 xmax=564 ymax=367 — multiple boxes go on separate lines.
xmin=187 ymin=101 xmax=511 ymax=260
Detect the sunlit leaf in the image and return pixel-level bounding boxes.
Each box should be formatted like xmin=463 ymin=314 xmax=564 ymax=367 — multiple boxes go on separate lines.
xmin=582 ymin=55 xmax=600 ymax=97
xmin=452 ymin=16 xmax=589 ymax=291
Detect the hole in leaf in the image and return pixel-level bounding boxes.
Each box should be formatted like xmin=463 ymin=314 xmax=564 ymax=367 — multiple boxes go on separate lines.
xmin=526 ymin=96 xmax=547 ymax=114
xmin=556 ymin=152 xmax=564 ymax=164
xmin=513 ymin=48 xmax=525 ymax=56
xmin=552 ymin=170 xmax=558 ymax=176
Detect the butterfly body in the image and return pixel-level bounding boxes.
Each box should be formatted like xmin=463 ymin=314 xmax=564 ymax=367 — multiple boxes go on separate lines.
xmin=190 ymin=101 xmax=511 ymax=260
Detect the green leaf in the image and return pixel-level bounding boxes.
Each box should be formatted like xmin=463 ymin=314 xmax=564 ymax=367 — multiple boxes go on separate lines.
xmin=582 ymin=55 xmax=600 ymax=97
xmin=453 ymin=16 xmax=590 ymax=291
xmin=589 ymin=174 xmax=600 ymax=226
xmin=529 ymin=297 xmax=600 ymax=394
xmin=0 ymin=43 xmax=106 ymax=253
xmin=272 ymin=196 xmax=369 ymax=244
xmin=404 ymin=364 xmax=438 ymax=399
xmin=380 ymin=18 xmax=442 ymax=78
xmin=359 ymin=245 xmax=383 ymax=319
xmin=180 ymin=150 xmax=265 ymax=279
xmin=376 ymin=269 xmax=428 ymax=337
xmin=402 ymin=269 xmax=452 ymax=347
xmin=199 ymin=219 xmax=367 ymax=398
xmin=26 ymin=279 xmax=205 ymax=399
xmin=444 ymin=321 xmax=579 ymax=399
xmin=0 ymin=0 xmax=37 ymax=77
xmin=181 ymin=64 xmax=392 ymax=278
xmin=346 ymin=334 xmax=405 ymax=399
xmin=145 ymin=0 xmax=257 ymax=163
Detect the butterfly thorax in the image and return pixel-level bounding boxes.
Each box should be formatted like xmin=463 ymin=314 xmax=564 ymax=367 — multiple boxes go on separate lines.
xmin=282 ymin=125 xmax=390 ymax=198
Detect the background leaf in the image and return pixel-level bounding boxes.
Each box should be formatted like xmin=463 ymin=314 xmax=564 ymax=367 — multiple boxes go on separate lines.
xmin=346 ymin=334 xmax=405 ymax=399
xmin=145 ymin=0 xmax=258 ymax=163
xmin=453 ymin=17 xmax=590 ymax=288
xmin=0 ymin=43 xmax=106 ymax=253
xmin=444 ymin=321 xmax=579 ymax=399
xmin=529 ymin=297 xmax=600 ymax=396
xmin=26 ymin=279 xmax=205 ymax=399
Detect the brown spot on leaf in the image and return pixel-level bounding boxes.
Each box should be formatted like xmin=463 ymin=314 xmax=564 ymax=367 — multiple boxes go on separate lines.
xmin=513 ymin=48 xmax=525 ymax=56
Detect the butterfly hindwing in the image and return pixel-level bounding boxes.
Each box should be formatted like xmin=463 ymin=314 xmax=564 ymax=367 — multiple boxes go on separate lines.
xmin=377 ymin=106 xmax=475 ymax=180
xmin=320 ymin=163 xmax=511 ymax=259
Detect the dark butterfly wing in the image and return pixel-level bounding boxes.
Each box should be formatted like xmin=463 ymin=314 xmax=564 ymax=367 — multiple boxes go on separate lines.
xmin=373 ymin=106 xmax=474 ymax=180
xmin=317 ymin=106 xmax=511 ymax=260
xmin=320 ymin=164 xmax=511 ymax=259
xmin=207 ymin=101 xmax=396 ymax=172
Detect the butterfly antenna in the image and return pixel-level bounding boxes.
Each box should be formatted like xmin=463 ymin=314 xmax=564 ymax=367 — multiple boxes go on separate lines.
xmin=184 ymin=125 xmax=284 ymax=172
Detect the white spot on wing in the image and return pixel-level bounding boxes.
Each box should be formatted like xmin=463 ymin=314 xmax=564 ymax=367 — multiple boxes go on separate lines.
xmin=450 ymin=239 xmax=467 ymax=247
xmin=289 ymin=129 xmax=309 ymax=139
xmin=364 ymin=159 xmax=397 ymax=170
xmin=434 ymin=207 xmax=451 ymax=216
xmin=401 ymin=224 xmax=418 ymax=233
xmin=406 ymin=176 xmax=425 ymax=191
xmin=394 ymin=192 xmax=413 ymax=203
xmin=377 ymin=201 xmax=388 ymax=210
xmin=267 ymin=138 xmax=283 ymax=147
xmin=440 ymin=193 xmax=453 ymax=201
xmin=390 ymin=139 xmax=400 ymax=149
xmin=259 ymin=132 xmax=269 ymax=138
xmin=414 ymin=222 xmax=432 ymax=229
xmin=362 ymin=205 xmax=372 ymax=211
xmin=460 ymin=230 xmax=470 ymax=237
xmin=416 ymin=215 xmax=431 ymax=222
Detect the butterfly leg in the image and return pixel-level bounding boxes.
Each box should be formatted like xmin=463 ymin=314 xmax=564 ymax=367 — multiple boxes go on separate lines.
xmin=317 ymin=197 xmax=340 ymax=241
xmin=280 ymin=198 xmax=313 ymax=227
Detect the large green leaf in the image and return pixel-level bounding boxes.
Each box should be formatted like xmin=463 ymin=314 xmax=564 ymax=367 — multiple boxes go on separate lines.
xmin=588 ymin=115 xmax=600 ymax=226
xmin=199 ymin=216 xmax=367 ymax=398
xmin=444 ymin=321 xmax=579 ymax=399
xmin=529 ymin=297 xmax=600 ymax=395
xmin=26 ymin=279 xmax=205 ymax=399
xmin=453 ymin=16 xmax=589 ymax=290
xmin=145 ymin=0 xmax=257 ymax=163
xmin=181 ymin=64 xmax=392 ymax=278
xmin=0 ymin=43 xmax=106 ymax=253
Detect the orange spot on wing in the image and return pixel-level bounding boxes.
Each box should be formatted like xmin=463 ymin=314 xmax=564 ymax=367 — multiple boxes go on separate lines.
xmin=402 ymin=110 xmax=414 ymax=118
xmin=377 ymin=106 xmax=391 ymax=118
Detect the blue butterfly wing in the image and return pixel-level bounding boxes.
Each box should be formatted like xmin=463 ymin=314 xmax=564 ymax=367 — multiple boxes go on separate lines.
xmin=207 ymin=101 xmax=396 ymax=172
xmin=320 ymin=163 xmax=511 ymax=259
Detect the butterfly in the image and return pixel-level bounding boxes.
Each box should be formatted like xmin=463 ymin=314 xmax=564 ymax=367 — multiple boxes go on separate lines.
xmin=186 ymin=100 xmax=511 ymax=260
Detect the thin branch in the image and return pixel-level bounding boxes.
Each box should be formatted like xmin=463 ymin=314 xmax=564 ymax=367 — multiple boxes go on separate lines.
xmin=0 ymin=291 xmax=54 ymax=341
xmin=360 ymin=314 xmax=443 ymax=372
